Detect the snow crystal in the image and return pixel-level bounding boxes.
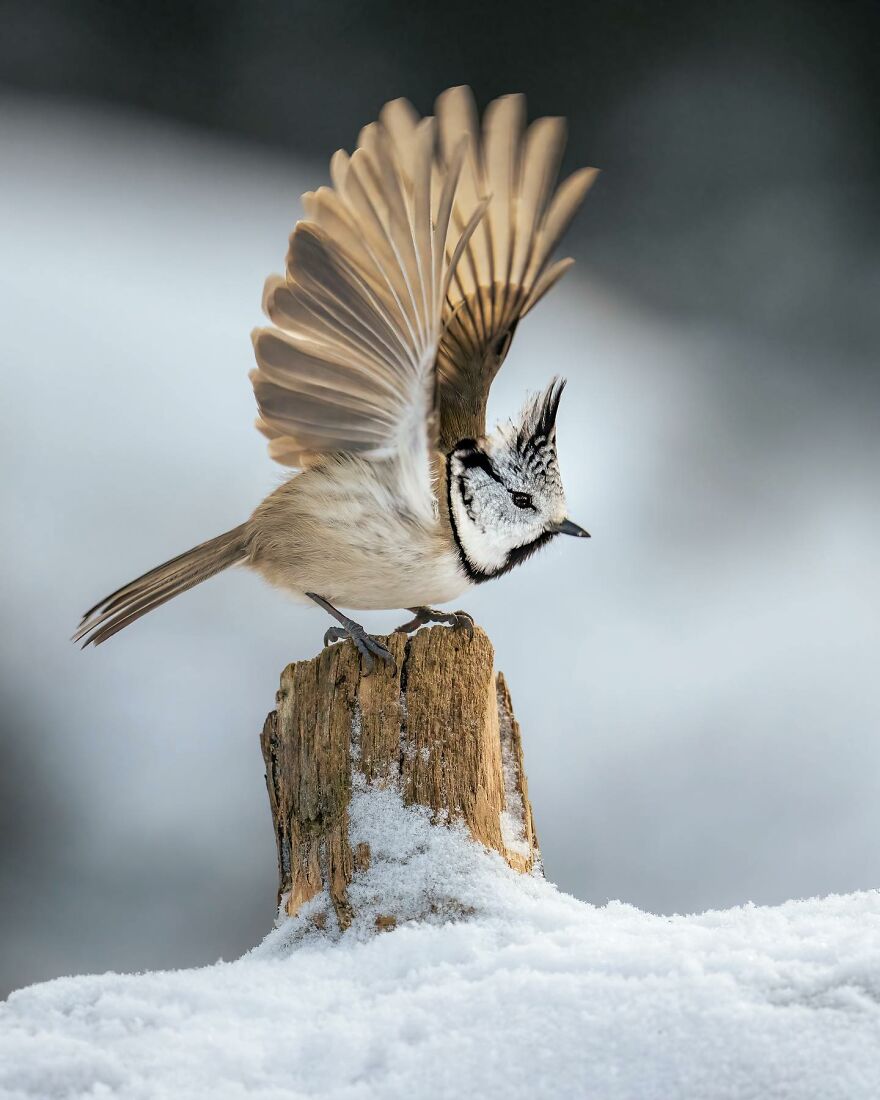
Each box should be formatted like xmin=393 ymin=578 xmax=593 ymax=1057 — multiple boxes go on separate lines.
xmin=2 ymin=783 xmax=879 ymax=1100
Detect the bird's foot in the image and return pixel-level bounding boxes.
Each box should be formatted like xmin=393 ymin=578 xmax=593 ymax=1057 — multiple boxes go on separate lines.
xmin=305 ymin=591 xmax=395 ymax=675
xmin=323 ymin=622 xmax=395 ymax=675
xmin=394 ymin=606 xmax=475 ymax=637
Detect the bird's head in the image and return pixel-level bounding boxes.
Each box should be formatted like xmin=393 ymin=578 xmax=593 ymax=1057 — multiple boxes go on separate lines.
xmin=447 ymin=378 xmax=589 ymax=582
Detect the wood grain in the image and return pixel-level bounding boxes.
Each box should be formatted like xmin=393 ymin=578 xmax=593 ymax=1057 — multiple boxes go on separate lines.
xmin=260 ymin=626 xmax=539 ymax=929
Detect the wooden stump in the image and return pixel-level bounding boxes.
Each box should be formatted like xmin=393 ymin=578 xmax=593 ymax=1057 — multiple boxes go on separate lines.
xmin=260 ymin=626 xmax=539 ymax=931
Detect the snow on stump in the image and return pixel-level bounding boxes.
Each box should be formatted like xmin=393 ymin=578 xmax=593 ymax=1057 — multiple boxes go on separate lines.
xmin=260 ymin=625 xmax=539 ymax=933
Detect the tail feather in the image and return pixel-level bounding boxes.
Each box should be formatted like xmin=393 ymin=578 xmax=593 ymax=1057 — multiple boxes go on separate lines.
xmin=74 ymin=524 xmax=249 ymax=646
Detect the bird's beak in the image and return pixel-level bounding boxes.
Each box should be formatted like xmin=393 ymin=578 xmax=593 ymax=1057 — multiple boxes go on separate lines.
xmin=550 ymin=518 xmax=591 ymax=538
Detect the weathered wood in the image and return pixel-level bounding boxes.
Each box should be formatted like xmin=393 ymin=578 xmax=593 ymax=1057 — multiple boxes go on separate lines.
xmin=260 ymin=626 xmax=539 ymax=930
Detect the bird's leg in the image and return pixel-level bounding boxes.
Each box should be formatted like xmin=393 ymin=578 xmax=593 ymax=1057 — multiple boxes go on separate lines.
xmin=393 ymin=606 xmax=475 ymax=637
xmin=305 ymin=592 xmax=395 ymax=674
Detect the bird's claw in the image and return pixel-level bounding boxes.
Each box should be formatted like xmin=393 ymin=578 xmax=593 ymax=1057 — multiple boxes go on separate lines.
xmin=447 ymin=610 xmax=475 ymax=637
xmin=394 ymin=607 xmax=475 ymax=637
xmin=324 ymin=624 xmax=395 ymax=675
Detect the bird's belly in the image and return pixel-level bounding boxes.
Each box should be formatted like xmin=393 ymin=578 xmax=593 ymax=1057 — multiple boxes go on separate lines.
xmin=327 ymin=549 xmax=469 ymax=611
xmin=252 ymin=501 xmax=471 ymax=612
xmin=318 ymin=517 xmax=470 ymax=610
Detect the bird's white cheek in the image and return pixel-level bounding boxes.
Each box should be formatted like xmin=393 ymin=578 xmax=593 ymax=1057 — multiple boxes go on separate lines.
xmin=450 ymin=492 xmax=510 ymax=573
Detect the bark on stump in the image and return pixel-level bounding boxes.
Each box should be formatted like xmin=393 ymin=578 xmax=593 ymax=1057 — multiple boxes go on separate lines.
xmin=260 ymin=625 xmax=539 ymax=931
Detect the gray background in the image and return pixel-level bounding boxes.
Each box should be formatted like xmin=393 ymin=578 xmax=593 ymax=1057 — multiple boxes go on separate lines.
xmin=1 ymin=0 xmax=878 ymax=997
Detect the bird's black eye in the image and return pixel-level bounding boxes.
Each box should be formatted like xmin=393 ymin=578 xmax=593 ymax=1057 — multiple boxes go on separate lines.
xmin=511 ymin=492 xmax=533 ymax=509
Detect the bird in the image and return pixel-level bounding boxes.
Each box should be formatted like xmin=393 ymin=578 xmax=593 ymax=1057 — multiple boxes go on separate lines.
xmin=74 ymin=86 xmax=596 ymax=670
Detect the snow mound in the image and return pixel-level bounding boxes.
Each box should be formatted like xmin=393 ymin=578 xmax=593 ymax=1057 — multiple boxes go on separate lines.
xmin=255 ymin=775 xmax=543 ymax=951
xmin=2 ymin=785 xmax=880 ymax=1100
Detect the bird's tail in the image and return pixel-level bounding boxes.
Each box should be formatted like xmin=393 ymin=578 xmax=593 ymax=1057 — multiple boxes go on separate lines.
xmin=74 ymin=524 xmax=250 ymax=646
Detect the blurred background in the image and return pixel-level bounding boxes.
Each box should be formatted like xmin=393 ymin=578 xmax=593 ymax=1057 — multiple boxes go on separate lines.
xmin=1 ymin=0 xmax=878 ymax=997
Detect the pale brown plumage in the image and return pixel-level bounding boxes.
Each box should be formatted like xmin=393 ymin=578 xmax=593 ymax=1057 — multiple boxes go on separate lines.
xmin=74 ymin=86 xmax=595 ymax=648
xmin=251 ymin=116 xmax=486 ymax=523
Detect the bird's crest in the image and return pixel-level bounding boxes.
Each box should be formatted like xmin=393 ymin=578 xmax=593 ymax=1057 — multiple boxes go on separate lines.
xmin=513 ymin=377 xmax=567 ymax=464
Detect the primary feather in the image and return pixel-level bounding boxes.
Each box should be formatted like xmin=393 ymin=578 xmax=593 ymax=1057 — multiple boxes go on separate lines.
xmin=433 ymin=86 xmax=598 ymax=447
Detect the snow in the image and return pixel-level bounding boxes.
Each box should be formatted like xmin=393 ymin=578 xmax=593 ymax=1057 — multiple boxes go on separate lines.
xmin=2 ymin=780 xmax=880 ymax=1099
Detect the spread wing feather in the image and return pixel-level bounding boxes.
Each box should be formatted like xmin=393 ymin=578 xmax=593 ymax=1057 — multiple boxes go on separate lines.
xmin=250 ymin=85 xmax=590 ymax=496
xmin=251 ymin=114 xmax=485 ymax=521
xmin=433 ymin=86 xmax=598 ymax=447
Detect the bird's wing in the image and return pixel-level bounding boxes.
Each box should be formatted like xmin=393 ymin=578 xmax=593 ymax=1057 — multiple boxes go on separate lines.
xmin=251 ymin=113 xmax=486 ymax=523
xmin=430 ymin=86 xmax=598 ymax=448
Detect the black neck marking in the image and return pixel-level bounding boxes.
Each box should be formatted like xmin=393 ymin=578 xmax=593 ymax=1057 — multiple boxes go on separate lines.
xmin=455 ymin=446 xmax=503 ymax=483
xmin=445 ymin=448 xmax=557 ymax=585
